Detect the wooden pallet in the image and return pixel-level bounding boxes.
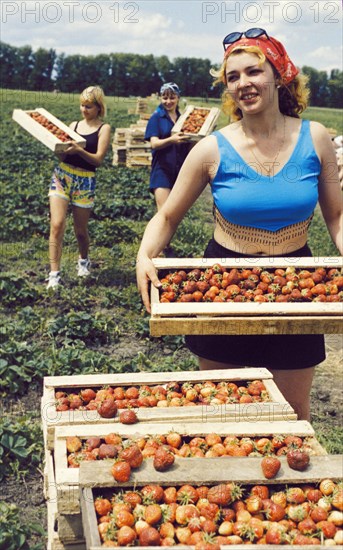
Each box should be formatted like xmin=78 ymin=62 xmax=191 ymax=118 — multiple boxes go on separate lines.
xmin=172 ymin=105 xmax=221 ymax=141
xmin=80 ymin=455 xmax=343 ymax=549
xmin=12 ymin=107 xmax=86 ymax=153
xmin=150 ymin=257 xmax=343 ymax=336
xmin=42 ymin=368 xmax=298 ymax=450
xmin=52 ymin=419 xmax=324 ymax=515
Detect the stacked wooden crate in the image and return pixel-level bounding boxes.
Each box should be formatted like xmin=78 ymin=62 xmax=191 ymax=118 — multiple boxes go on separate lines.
xmin=112 ymin=117 xmax=152 ymax=168
xmin=42 ymin=256 xmax=343 ymax=548
xmin=135 ymin=97 xmax=149 ymax=116
xmin=41 ymin=366 xmax=342 ymax=549
xmin=42 ymin=368 xmax=296 ymax=548
xmin=112 ymin=128 xmax=127 ymax=166
xmin=126 ymin=119 xmax=152 ymax=168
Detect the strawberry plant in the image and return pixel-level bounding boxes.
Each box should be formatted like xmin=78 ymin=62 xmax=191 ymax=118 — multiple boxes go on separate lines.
xmin=0 ymin=417 xmax=43 ymax=480
xmin=0 ymin=501 xmax=45 ymax=550
xmin=46 ymin=310 xmax=120 ymax=346
xmin=0 ymin=273 xmax=39 ymax=307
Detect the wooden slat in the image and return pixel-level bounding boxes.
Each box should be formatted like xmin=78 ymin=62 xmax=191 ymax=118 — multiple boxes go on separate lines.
xmin=79 ymin=454 xmax=343 ymax=488
xmin=149 ymin=315 xmax=342 ymax=335
xmin=42 ymin=368 xmax=272 ymax=389
xmin=151 ymin=301 xmax=343 ymax=317
xmin=80 ymin=488 xmax=99 ymax=550
xmin=152 ymin=257 xmax=343 ymax=269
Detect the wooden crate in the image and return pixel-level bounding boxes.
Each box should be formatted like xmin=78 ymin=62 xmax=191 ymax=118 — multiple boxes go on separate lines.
xmin=47 ymin=499 xmax=85 ymax=548
xmin=12 ymin=107 xmax=86 ymax=153
xmin=41 ymin=368 xmax=297 ymax=450
xmin=172 ymin=105 xmax=221 ymax=141
xmin=45 ymin=445 xmax=85 ymax=542
xmin=52 ymin=419 xmax=324 ymax=515
xmin=80 ymin=455 xmax=343 ymax=550
xmin=150 ymin=257 xmax=343 ymax=336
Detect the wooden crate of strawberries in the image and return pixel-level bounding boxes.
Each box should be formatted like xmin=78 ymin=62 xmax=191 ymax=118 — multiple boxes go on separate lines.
xmin=52 ymin=420 xmax=325 ymax=515
xmin=79 ymin=455 xmax=343 ymax=549
xmin=41 ymin=369 xmax=297 ymax=451
xmin=12 ymin=107 xmax=86 ymax=152
xmin=150 ymin=257 xmax=343 ymax=336
xmin=171 ymin=105 xmax=220 ymax=141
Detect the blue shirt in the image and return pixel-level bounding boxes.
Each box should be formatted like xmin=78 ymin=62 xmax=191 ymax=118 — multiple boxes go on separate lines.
xmin=145 ymin=104 xmax=190 ymax=189
xmin=211 ymin=120 xmax=321 ymax=231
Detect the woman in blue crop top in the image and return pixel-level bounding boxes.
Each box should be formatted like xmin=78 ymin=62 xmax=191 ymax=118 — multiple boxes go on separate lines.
xmin=47 ymin=86 xmax=111 ymax=289
xmin=136 ymin=30 xmax=342 ymax=421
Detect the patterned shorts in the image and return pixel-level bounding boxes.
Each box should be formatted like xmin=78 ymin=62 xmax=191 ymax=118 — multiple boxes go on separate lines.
xmin=49 ymin=162 xmax=96 ymax=208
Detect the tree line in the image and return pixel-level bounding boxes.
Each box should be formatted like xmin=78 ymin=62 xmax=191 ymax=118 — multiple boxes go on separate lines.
xmin=0 ymin=41 xmax=342 ymax=107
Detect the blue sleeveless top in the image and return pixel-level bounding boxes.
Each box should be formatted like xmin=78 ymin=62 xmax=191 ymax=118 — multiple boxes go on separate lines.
xmin=211 ymin=120 xmax=321 ymax=232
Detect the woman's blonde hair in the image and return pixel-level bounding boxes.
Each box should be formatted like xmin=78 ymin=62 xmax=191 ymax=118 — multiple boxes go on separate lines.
xmin=211 ymin=46 xmax=310 ymax=121
xmin=80 ymin=86 xmax=107 ymax=118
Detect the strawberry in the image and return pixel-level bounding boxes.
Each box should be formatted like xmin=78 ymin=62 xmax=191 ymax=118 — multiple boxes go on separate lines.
xmin=207 ymin=483 xmax=232 ymax=506
xmin=119 ymin=409 xmax=138 ymax=424
xmin=153 ymin=446 xmax=175 ymax=472
xmin=80 ymin=388 xmax=97 ymax=403
xmin=111 ymin=460 xmax=131 ymax=482
xmin=98 ymin=398 xmax=118 ymax=418
xmin=98 ymin=443 xmax=118 ymax=459
xmin=94 ymin=497 xmax=112 ymax=516
xmin=261 ymin=456 xmax=281 ymax=479
xmin=139 ymin=526 xmax=161 ymax=546
xmin=119 ymin=443 xmax=143 ymax=469
xmin=117 ymin=525 xmax=137 ymax=545
xmin=66 ymin=436 xmax=82 ymax=453
xmin=287 ymin=449 xmax=310 ymax=471
xmin=144 ymin=503 xmax=162 ymax=525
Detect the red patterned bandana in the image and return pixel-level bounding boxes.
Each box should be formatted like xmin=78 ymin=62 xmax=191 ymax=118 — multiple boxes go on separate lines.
xmin=224 ymin=35 xmax=299 ymax=84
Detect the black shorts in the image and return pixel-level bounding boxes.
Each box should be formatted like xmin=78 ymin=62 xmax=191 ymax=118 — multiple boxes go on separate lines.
xmin=184 ymin=239 xmax=326 ymax=370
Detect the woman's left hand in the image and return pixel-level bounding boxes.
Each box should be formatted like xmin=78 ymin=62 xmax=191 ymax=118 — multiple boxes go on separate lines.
xmin=63 ymin=141 xmax=81 ymax=154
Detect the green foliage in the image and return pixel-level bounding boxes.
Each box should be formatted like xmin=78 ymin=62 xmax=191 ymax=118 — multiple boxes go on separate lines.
xmin=0 ymin=341 xmax=44 ymax=395
xmin=308 ymin=209 xmax=339 ymax=257
xmin=0 ymin=501 xmax=45 ymax=550
xmin=0 ymin=273 xmax=39 ymax=307
xmin=37 ymin=344 xmax=113 ymax=376
xmin=46 ymin=310 xmax=120 ymax=346
xmin=0 ymin=417 xmax=43 ymax=481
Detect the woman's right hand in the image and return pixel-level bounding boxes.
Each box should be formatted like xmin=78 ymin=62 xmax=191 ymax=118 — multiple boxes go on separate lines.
xmin=136 ymin=255 xmax=161 ymax=313
xmin=171 ymin=132 xmax=190 ymax=144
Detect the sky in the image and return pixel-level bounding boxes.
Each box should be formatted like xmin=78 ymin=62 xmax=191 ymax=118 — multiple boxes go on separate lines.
xmin=1 ymin=0 xmax=342 ymax=74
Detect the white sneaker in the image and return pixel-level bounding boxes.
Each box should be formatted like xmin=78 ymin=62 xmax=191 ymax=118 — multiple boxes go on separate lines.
xmin=46 ymin=271 xmax=61 ymax=289
xmin=77 ymin=258 xmax=91 ymax=277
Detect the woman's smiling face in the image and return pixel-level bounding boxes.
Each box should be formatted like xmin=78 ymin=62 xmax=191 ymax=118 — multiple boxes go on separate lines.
xmin=225 ymin=51 xmax=277 ymax=114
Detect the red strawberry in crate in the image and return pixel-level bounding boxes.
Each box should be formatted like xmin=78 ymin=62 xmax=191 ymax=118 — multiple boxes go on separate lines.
xmin=287 ymin=449 xmax=310 ymax=471
xmin=261 ymin=456 xmax=281 ymax=479
xmin=153 ymin=446 xmax=175 ymax=471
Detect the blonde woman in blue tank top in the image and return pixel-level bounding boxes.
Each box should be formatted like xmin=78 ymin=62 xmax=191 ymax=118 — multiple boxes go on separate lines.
xmin=47 ymin=86 xmax=111 ymax=289
xmin=136 ymin=30 xmax=342 ymax=421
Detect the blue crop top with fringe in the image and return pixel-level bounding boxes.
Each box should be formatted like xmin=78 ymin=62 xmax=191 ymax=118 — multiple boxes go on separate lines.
xmin=211 ymin=120 xmax=321 ymax=232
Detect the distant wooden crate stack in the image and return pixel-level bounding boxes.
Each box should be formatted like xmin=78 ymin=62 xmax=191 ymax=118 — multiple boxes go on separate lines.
xmin=12 ymin=107 xmax=86 ymax=153
xmin=113 ymin=116 xmax=152 ymax=168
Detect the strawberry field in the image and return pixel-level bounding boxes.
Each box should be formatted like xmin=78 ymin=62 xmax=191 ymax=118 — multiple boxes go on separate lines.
xmin=0 ymin=89 xmax=342 ymax=548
